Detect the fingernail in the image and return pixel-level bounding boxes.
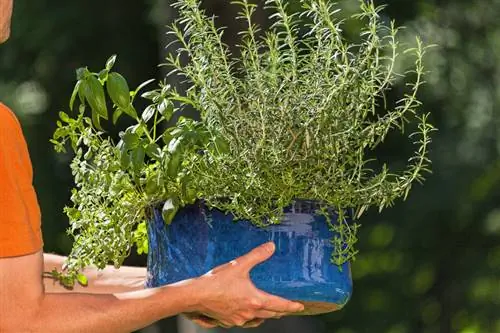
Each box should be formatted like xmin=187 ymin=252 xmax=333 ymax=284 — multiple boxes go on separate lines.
xmin=265 ymin=242 xmax=275 ymax=252
xmin=293 ymin=303 xmax=304 ymax=311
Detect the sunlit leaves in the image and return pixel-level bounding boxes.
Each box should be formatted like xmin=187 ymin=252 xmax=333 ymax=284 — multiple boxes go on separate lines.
xmin=81 ymin=76 xmax=108 ymax=120
xmin=107 ymin=72 xmax=131 ymax=109
xmin=167 ymin=0 xmax=434 ymax=265
xmin=162 ymin=197 xmax=179 ymax=225
xmin=51 ymin=0 xmax=434 ymax=287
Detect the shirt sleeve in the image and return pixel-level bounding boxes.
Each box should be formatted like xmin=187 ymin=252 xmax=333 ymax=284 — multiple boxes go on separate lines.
xmin=0 ymin=103 xmax=43 ymax=257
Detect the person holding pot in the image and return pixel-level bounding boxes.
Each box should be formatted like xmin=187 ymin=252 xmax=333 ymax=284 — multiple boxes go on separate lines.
xmin=0 ymin=1 xmax=304 ymax=332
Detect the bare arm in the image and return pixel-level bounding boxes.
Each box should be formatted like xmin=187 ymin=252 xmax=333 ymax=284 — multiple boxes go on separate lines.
xmin=1 ymin=251 xmax=200 ymax=333
xmin=0 ymin=243 xmax=303 ymax=333
xmin=43 ymin=253 xmax=146 ymax=294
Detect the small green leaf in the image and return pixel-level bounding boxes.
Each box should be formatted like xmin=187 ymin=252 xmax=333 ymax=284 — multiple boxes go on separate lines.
xmin=167 ymin=149 xmax=183 ymax=179
xmin=112 ymin=109 xmax=123 ymax=124
xmin=106 ymin=55 xmax=117 ymax=70
xmin=162 ymin=198 xmax=179 ymax=225
xmin=145 ymin=176 xmax=159 ymax=195
xmin=62 ymin=276 xmax=75 ymax=288
xmin=91 ymin=111 xmax=103 ymax=130
xmin=120 ymin=105 xmax=138 ymax=119
xmin=98 ymin=69 xmax=109 ymax=81
xmin=162 ymin=130 xmax=174 ymax=145
xmin=59 ymin=111 xmax=70 ymax=123
xmin=134 ymin=79 xmax=155 ymax=95
xmin=158 ymin=99 xmax=174 ymax=120
xmin=69 ymin=81 xmax=82 ymax=111
xmin=120 ymin=149 xmax=130 ymax=169
xmin=145 ymin=143 xmax=162 ymax=160
xmin=215 ymin=137 xmax=230 ymax=154
xmin=121 ymin=132 xmax=140 ymax=150
xmin=141 ymin=105 xmax=156 ymax=122
xmin=76 ymin=273 xmax=88 ymax=286
xmin=107 ymin=72 xmax=131 ymax=109
xmin=141 ymin=91 xmax=159 ymax=100
xmin=170 ymin=95 xmax=195 ymax=106
xmin=53 ymin=127 xmax=68 ymax=140
xmin=82 ymin=76 xmax=108 ymax=120
xmin=168 ymin=137 xmax=183 ymax=154
xmin=181 ymin=178 xmax=197 ymax=204
xmin=131 ymin=146 xmax=146 ymax=173
xmin=161 ymin=84 xmax=171 ymax=96
xmin=129 ymin=124 xmax=144 ymax=135
xmin=83 ymin=149 xmax=93 ymax=160
xmin=76 ymin=67 xmax=90 ymax=81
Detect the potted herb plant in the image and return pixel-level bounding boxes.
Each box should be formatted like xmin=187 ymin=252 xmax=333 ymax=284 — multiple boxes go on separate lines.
xmin=51 ymin=0 xmax=434 ymax=315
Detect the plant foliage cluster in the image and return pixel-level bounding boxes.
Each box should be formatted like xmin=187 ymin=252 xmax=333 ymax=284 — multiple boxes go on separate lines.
xmin=52 ymin=0 xmax=433 ymax=285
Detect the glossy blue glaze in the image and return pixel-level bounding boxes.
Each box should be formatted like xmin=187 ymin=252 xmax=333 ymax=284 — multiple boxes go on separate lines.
xmin=146 ymin=200 xmax=352 ymax=309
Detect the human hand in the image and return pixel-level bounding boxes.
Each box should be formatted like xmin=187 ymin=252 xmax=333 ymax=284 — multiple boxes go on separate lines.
xmin=190 ymin=242 xmax=304 ymax=328
xmin=184 ymin=312 xmax=265 ymax=329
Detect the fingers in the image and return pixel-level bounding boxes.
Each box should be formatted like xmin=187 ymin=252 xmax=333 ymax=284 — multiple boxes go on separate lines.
xmin=192 ymin=318 xmax=218 ymax=329
xmin=184 ymin=314 xmax=218 ymax=329
xmin=258 ymin=293 xmax=304 ymax=313
xmin=242 ymin=318 xmax=265 ymax=328
xmin=254 ymin=310 xmax=285 ymax=319
xmin=235 ymin=242 xmax=276 ymax=272
xmin=206 ymin=261 xmax=234 ymax=275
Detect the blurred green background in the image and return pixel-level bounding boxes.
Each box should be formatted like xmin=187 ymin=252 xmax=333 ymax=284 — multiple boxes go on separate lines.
xmin=1 ymin=0 xmax=499 ymax=332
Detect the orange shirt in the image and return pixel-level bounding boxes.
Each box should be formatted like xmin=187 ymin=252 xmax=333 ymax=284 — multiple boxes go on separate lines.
xmin=0 ymin=102 xmax=43 ymax=257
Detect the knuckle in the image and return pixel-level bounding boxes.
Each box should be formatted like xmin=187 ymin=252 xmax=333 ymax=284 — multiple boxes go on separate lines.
xmin=249 ymin=298 xmax=263 ymax=308
xmin=241 ymin=312 xmax=254 ymax=321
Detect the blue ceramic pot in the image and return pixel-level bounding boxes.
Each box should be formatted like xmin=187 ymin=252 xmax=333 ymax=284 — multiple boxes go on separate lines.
xmin=145 ymin=200 xmax=352 ymax=315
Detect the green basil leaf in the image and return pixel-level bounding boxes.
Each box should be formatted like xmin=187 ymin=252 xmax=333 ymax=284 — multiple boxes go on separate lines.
xmin=98 ymin=69 xmax=108 ymax=81
xmin=119 ymin=105 xmax=138 ymax=119
xmin=145 ymin=176 xmax=159 ymax=196
xmin=82 ymin=76 xmax=108 ymax=120
xmin=120 ymin=149 xmax=130 ymax=169
xmin=112 ymin=108 xmax=123 ymax=124
xmin=167 ymin=149 xmax=183 ymax=179
xmin=107 ymin=72 xmax=131 ymax=109
xmin=121 ymin=132 xmax=140 ymax=150
xmin=161 ymin=198 xmax=179 ymax=225
xmin=145 ymin=143 xmax=162 ymax=160
xmin=131 ymin=146 xmax=146 ymax=173
xmin=76 ymin=67 xmax=90 ymax=81
xmin=168 ymin=137 xmax=183 ymax=154
xmin=91 ymin=111 xmax=103 ymax=130
xmin=162 ymin=130 xmax=173 ymax=145
xmin=105 ymin=54 xmax=117 ymax=70
xmin=76 ymin=273 xmax=88 ymax=286
xmin=69 ymin=80 xmax=82 ymax=111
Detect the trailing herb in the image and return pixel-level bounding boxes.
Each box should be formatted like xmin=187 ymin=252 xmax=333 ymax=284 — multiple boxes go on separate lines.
xmin=52 ymin=0 xmax=434 ymax=285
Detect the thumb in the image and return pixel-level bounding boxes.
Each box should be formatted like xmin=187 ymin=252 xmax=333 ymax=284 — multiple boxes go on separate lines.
xmin=236 ymin=242 xmax=275 ymax=272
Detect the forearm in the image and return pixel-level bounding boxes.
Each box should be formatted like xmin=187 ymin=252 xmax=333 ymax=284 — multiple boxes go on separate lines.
xmin=6 ymin=281 xmax=199 ymax=333
xmin=43 ymin=253 xmax=146 ymax=294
